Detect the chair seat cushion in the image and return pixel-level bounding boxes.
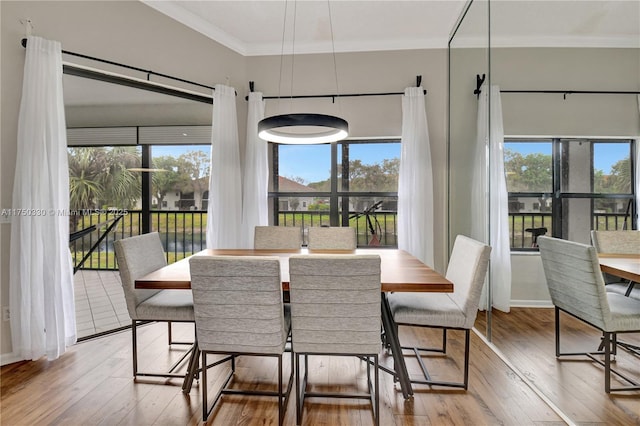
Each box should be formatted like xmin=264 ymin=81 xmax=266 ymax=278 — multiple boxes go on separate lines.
xmin=388 ymin=293 xmax=468 ymax=329
xmin=135 ymin=289 xmax=195 ymax=321
xmin=606 ymin=293 xmax=640 ymax=332
xmin=606 ymin=283 xmax=640 ymax=301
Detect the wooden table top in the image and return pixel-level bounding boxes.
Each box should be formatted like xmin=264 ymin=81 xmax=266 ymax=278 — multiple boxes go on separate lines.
xmin=598 ymin=253 xmax=640 ymax=283
xmin=135 ymin=248 xmax=453 ymax=293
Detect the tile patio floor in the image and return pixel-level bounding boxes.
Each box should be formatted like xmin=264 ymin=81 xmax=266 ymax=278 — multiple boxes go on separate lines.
xmin=74 ymin=270 xmax=129 ymax=339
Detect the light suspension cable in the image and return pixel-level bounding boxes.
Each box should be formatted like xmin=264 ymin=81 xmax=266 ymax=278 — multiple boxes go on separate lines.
xmin=258 ymin=0 xmax=349 ymax=144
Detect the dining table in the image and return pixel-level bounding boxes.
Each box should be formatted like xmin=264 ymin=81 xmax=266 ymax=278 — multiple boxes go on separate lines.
xmin=598 ymin=252 xmax=640 ymax=354
xmin=135 ymin=248 xmax=453 ymax=399
xmin=598 ymin=253 xmax=640 ymax=284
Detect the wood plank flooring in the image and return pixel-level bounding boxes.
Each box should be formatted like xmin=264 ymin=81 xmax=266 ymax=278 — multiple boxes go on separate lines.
xmin=1 ymin=322 xmax=557 ymax=425
xmin=1 ymin=308 xmax=630 ymax=425
xmin=475 ymin=308 xmax=640 ymax=425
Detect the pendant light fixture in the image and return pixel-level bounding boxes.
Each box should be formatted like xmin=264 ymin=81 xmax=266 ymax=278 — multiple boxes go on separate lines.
xmin=258 ymin=0 xmax=348 ymax=144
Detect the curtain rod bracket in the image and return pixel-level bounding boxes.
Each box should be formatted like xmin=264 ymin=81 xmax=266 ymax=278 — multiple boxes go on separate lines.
xmin=416 ymin=75 xmax=422 ymax=87
xmin=473 ymin=74 xmax=486 ymax=98
xmin=20 ymin=19 xmax=34 ymax=37
xmin=249 ymin=81 xmax=255 ymax=92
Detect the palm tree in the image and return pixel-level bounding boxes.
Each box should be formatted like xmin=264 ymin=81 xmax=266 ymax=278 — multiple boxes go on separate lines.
xmin=101 ymin=147 xmax=141 ymax=209
xmin=68 ymin=148 xmax=106 ymax=211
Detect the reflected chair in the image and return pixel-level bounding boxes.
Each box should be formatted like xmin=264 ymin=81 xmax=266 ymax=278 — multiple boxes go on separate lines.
xmin=538 ymin=236 xmax=640 ymax=392
xmin=289 ymin=254 xmax=381 ymax=426
xmin=254 ymin=226 xmax=302 ymax=250
xmin=590 ymin=230 xmax=640 ymax=299
xmin=307 ymin=226 xmax=357 ymax=250
xmin=113 ymin=232 xmax=195 ymax=380
xmin=387 ymin=235 xmax=491 ymax=390
xmin=189 ymin=256 xmax=293 ymax=424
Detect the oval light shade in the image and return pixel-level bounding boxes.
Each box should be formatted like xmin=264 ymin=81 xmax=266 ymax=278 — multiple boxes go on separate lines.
xmin=258 ymin=113 xmax=348 ymax=144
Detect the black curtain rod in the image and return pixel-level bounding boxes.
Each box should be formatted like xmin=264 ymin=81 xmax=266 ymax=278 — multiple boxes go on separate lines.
xmin=473 ymin=74 xmax=640 ymax=98
xmin=500 ymin=90 xmax=640 ymax=95
xmin=21 ymin=38 xmax=216 ymax=92
xmin=63 ymin=64 xmax=213 ymax=104
xmin=245 ymin=90 xmax=426 ymax=101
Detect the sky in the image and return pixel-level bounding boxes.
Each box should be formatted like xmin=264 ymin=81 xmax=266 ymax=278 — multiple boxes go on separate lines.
xmin=278 ymin=143 xmax=401 ymax=184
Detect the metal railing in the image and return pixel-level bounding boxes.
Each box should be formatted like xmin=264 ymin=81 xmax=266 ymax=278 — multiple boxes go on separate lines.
xmin=509 ymin=211 xmax=632 ymax=249
xmin=278 ymin=210 xmax=398 ymax=247
xmin=71 ymin=209 xmax=399 ymax=271
xmin=509 ymin=212 xmax=552 ymax=249
xmin=71 ymin=209 xmax=631 ymax=270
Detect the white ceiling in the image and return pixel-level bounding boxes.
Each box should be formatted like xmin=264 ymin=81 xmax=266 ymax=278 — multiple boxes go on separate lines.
xmin=142 ymin=0 xmax=640 ymax=55
xmin=64 ymin=1 xmax=639 ymax=107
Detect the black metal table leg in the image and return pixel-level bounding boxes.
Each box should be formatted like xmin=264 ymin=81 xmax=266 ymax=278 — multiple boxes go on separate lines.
xmin=182 ymin=340 xmax=200 ymax=393
xmin=381 ymin=293 xmax=413 ymax=399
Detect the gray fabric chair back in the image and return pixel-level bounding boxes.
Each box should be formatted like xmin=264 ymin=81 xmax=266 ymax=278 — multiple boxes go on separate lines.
xmin=446 ymin=235 xmax=492 ymax=328
xmin=189 ymin=256 xmax=288 ymax=354
xmin=114 ymin=232 xmax=166 ymax=320
xmin=289 ymin=254 xmax=381 ymax=354
xmin=307 ymin=227 xmax=357 ymax=250
xmin=591 ymin=230 xmax=640 ymax=255
xmin=538 ymin=236 xmax=612 ymax=330
xmin=254 ymin=226 xmax=302 ymax=250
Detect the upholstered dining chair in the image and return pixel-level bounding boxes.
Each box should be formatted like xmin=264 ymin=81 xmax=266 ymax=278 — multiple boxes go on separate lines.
xmin=189 ymin=256 xmax=293 ymax=424
xmin=590 ymin=230 xmax=640 ymax=299
xmin=307 ymin=226 xmax=357 ymax=250
xmin=289 ymin=254 xmax=381 ymax=426
xmin=538 ymin=236 xmax=640 ymax=392
xmin=254 ymin=226 xmax=303 ymax=250
xmin=387 ymin=235 xmax=491 ymax=390
xmin=113 ymin=232 xmax=195 ymax=380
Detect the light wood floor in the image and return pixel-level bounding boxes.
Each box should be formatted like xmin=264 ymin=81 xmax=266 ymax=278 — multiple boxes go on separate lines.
xmin=475 ymin=308 xmax=640 ymax=425
xmin=1 ymin=308 xmax=636 ymax=425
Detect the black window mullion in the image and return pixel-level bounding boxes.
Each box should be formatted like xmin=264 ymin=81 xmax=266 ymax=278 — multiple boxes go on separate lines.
xmin=330 ymin=142 xmax=339 ymax=226
xmin=341 ymin=143 xmax=350 ymax=226
xmin=141 ymin=139 xmax=151 ymax=235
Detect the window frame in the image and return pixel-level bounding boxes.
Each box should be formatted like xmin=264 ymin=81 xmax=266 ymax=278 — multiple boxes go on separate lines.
xmin=269 ymin=138 xmax=400 ymax=246
xmin=505 ymin=137 xmax=637 ymax=251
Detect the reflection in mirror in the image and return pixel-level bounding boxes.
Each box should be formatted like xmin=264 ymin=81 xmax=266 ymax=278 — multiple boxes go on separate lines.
xmin=466 ymin=1 xmax=640 ymax=424
xmin=448 ymin=0 xmax=491 ymax=337
xmin=64 ymin=72 xmax=213 ymax=339
xmin=64 ymin=73 xmax=212 ymax=128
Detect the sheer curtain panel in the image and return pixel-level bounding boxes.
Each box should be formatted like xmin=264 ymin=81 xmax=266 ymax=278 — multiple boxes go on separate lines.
xmin=240 ymin=92 xmax=267 ymax=248
xmin=10 ymin=36 xmax=76 ymax=361
xmin=472 ymin=84 xmax=511 ymax=312
xmin=207 ymin=84 xmax=242 ymax=248
xmin=398 ymin=87 xmax=434 ymax=267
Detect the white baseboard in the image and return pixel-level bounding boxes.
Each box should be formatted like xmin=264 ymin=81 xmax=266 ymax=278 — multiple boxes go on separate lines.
xmin=1 ymin=352 xmax=25 ymax=366
xmin=510 ymin=300 xmax=554 ymax=308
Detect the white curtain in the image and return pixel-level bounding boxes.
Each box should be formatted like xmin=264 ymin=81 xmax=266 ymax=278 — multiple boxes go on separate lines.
xmin=636 ymin=95 xmax=640 ymax=229
xmin=398 ymin=86 xmax=434 ymax=266
xmin=206 ymin=84 xmax=242 ymax=248
xmin=472 ymin=84 xmax=511 ymax=312
xmin=10 ymin=36 xmax=76 ymax=361
xmin=240 ymin=92 xmax=267 ymax=248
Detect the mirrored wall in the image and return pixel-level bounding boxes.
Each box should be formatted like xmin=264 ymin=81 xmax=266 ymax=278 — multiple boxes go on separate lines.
xmin=449 ymin=0 xmax=640 ymax=422
xmin=448 ymin=0 xmax=491 ymax=337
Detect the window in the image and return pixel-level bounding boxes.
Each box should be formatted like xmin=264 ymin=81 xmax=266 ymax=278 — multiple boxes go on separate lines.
xmin=271 ymin=139 xmax=400 ymax=247
xmin=505 ymin=138 xmax=636 ymax=250
xmin=68 ymin=126 xmax=212 ymax=270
